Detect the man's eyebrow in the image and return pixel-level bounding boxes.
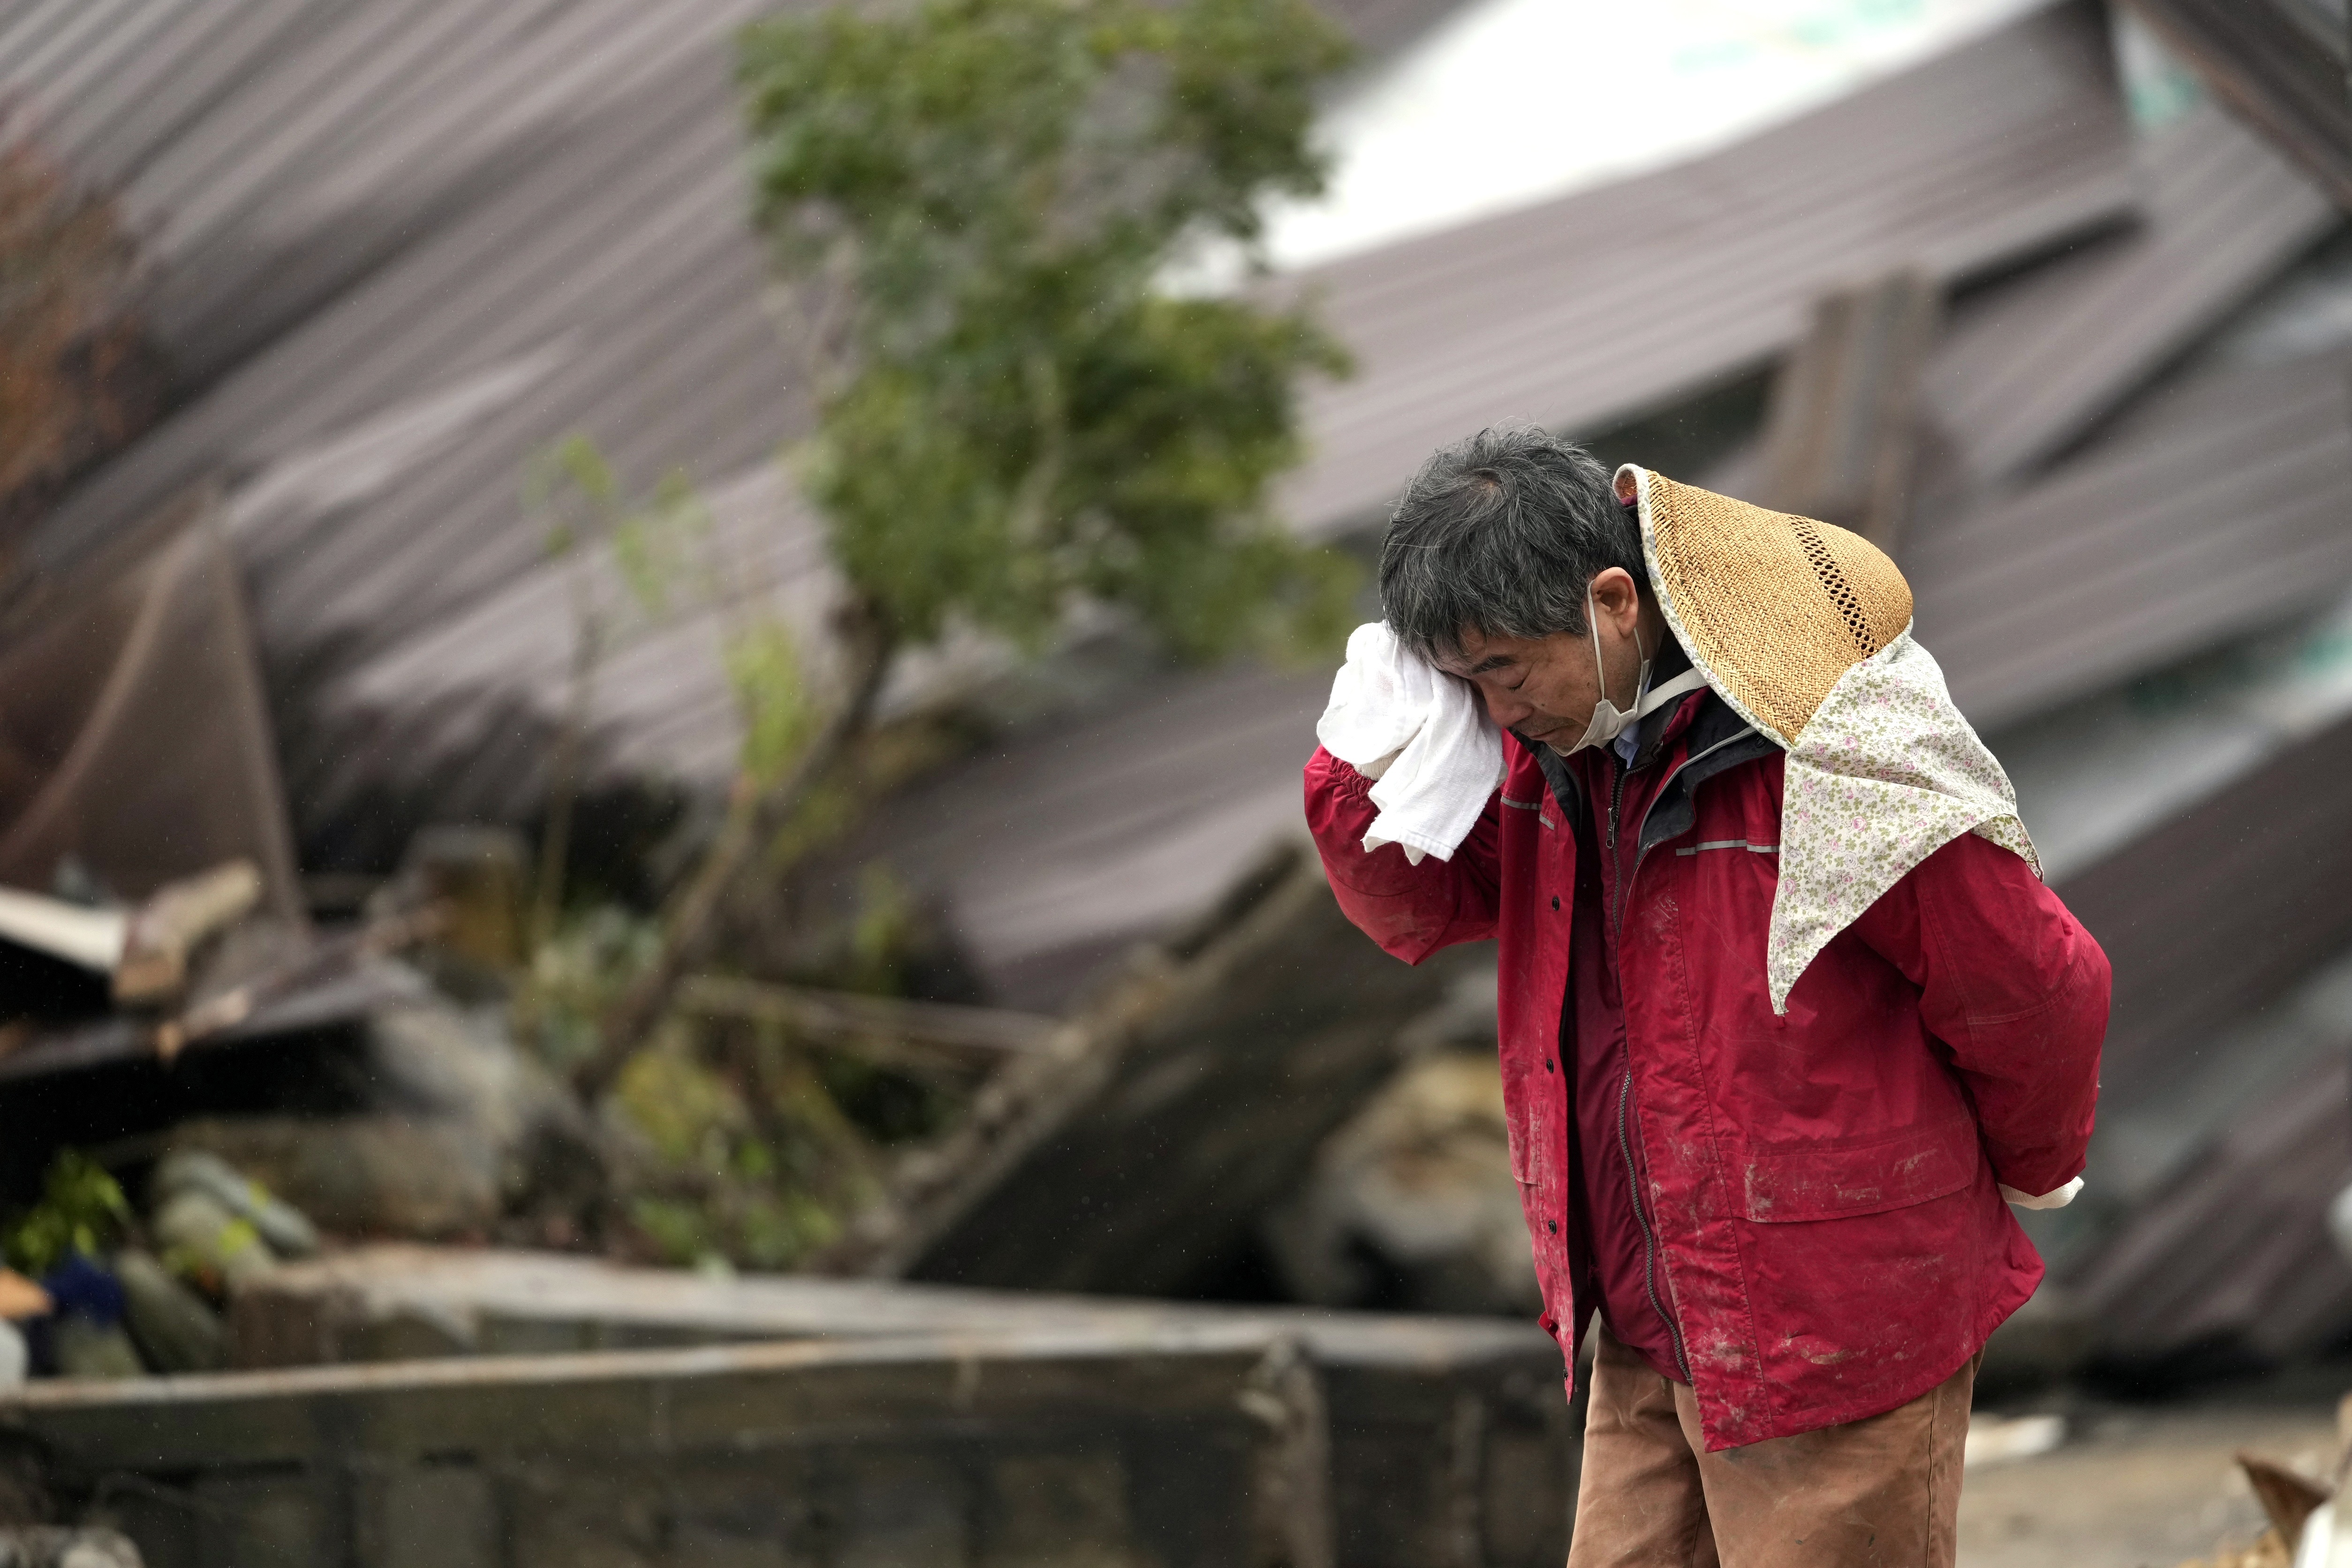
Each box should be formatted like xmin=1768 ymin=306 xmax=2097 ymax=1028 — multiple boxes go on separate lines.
xmin=1464 ymin=654 xmax=1516 ymax=675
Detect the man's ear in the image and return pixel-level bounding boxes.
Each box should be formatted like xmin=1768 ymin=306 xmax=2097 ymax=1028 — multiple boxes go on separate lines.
xmin=1589 ymin=567 xmax=1642 ymax=636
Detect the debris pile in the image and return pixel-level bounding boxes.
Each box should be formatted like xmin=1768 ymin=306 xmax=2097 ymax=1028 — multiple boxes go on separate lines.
xmin=2176 ymin=1396 xmax=2352 ymax=1567
xmin=0 ymin=1149 xmax=318 ymax=1384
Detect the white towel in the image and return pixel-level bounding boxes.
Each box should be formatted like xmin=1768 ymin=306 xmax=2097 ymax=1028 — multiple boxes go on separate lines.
xmin=1316 ymin=622 xmax=1504 ymax=864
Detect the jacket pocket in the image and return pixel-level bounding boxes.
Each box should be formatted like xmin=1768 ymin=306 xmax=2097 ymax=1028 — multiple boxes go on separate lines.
xmin=1741 ymin=1116 xmax=1979 ymax=1223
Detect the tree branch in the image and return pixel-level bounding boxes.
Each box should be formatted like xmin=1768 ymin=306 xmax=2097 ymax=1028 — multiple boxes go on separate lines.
xmin=573 ymin=600 xmax=895 ymax=1099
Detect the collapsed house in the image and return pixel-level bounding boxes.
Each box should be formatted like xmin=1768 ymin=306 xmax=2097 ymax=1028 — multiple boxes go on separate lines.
xmin=0 ymin=5 xmax=2349 ymax=1562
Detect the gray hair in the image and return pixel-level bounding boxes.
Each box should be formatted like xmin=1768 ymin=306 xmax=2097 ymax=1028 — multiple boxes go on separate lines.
xmin=1378 ymin=425 xmax=1644 ymax=663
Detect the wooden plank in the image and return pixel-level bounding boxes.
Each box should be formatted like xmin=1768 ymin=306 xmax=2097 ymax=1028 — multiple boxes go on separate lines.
xmin=1753 ymin=271 xmax=1940 ymax=552
xmin=820 ymin=846 xmax=1491 ymax=1298
xmin=2116 ymin=0 xmax=2352 ymax=209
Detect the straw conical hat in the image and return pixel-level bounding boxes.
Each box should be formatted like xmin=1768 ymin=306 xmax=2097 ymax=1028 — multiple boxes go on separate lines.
xmin=1614 ymin=464 xmax=1912 ymax=749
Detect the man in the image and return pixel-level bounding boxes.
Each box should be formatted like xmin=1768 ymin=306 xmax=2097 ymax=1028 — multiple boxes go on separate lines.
xmin=1302 ymin=427 xmax=2108 ymax=1567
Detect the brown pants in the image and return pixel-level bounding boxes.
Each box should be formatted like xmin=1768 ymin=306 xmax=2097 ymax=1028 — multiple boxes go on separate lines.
xmin=1566 ymin=1328 xmax=1976 ymax=1568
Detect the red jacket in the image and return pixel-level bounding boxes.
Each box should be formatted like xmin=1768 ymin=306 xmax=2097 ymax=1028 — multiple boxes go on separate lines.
xmin=1303 ymin=690 xmax=2109 ymax=1449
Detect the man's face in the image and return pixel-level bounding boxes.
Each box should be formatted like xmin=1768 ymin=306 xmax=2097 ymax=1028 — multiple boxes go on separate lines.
xmin=1434 ymin=567 xmax=1646 ymax=747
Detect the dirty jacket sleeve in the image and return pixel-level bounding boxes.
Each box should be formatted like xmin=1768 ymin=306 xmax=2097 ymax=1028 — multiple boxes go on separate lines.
xmin=1303 ymin=746 xmax=1501 ymax=963
xmin=1849 ymin=832 xmax=2111 ymax=1200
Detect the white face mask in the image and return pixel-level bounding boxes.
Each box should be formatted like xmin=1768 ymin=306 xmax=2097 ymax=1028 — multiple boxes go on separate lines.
xmin=1559 ymin=583 xmax=1707 ymax=756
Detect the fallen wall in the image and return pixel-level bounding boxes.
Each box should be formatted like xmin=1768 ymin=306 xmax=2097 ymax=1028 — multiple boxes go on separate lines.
xmin=5 ymin=1325 xmax=1325 ymax=1568
xmin=227 ymin=1244 xmax=1576 ymax=1568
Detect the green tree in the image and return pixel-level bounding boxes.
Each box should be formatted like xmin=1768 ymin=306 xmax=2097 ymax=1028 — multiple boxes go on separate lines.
xmin=577 ymin=0 xmax=1355 ymax=1094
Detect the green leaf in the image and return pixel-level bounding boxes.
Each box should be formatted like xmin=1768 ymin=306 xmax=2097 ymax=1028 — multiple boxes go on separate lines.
xmin=725 ymin=620 xmax=817 ymax=788
xmin=738 ymin=0 xmax=1354 ymax=664
xmin=4 ymin=1150 xmax=128 ymax=1276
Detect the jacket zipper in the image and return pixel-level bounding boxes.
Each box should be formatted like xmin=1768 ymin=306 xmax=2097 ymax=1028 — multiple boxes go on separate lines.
xmin=1603 ymin=725 xmax=1755 ymax=1386
xmin=1603 ymin=757 xmax=1689 ymax=1380
xmin=1617 ymin=1066 xmax=1689 ymax=1380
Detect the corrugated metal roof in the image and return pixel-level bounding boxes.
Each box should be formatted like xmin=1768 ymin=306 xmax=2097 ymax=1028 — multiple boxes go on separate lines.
xmin=2074 ymin=1051 xmax=2352 ymax=1362
xmin=2059 ymin=700 xmax=2352 ymax=1107
xmin=1921 ymin=99 xmax=2338 ymax=486
xmin=1911 ymin=347 xmax=2352 ymax=727
xmin=821 ymin=321 xmax=2352 ymax=1009
xmin=828 ymin=662 xmax=1331 ymax=1012
xmin=2113 ymin=0 xmax=2352 ymax=208
xmin=3 ymin=0 xmax=779 ymax=391
xmin=1277 ymin=0 xmax=2137 ymax=538
xmin=0 ymin=1 xmax=2153 ymax=860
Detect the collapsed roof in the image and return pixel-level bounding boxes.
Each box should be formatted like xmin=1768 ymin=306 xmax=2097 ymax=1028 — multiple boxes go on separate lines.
xmin=0 ymin=0 xmax=2164 ymax=856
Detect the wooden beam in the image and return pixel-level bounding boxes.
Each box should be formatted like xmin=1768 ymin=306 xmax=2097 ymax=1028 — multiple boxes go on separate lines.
xmin=2117 ymin=0 xmax=2352 ymax=209
xmin=114 ymin=859 xmax=262 ymax=1005
xmin=1755 ymin=270 xmax=1941 ymax=553
xmin=818 ymin=844 xmax=1490 ymax=1298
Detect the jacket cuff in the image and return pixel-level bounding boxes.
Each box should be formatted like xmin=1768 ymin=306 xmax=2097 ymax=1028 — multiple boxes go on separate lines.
xmin=1325 ymin=755 xmax=1376 ymax=805
xmin=2000 ymin=1175 xmax=2084 ymax=1210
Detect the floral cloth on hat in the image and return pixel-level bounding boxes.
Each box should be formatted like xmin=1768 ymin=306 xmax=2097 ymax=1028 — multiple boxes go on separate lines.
xmin=1768 ymin=630 xmax=2037 ymax=1013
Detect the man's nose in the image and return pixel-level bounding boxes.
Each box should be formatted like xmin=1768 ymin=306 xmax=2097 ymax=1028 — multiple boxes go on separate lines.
xmin=1480 ymin=685 xmax=1533 ymax=729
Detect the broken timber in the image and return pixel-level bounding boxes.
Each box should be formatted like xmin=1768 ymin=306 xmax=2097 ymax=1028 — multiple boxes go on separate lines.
xmin=0 ymin=495 xmax=303 ymax=926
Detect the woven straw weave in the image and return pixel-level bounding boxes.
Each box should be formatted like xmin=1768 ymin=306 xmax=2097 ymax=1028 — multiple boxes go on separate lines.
xmin=1640 ymin=472 xmax=1912 ymax=746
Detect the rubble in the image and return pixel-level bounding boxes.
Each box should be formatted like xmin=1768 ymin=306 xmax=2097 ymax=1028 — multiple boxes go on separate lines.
xmin=149 ymin=1152 xmax=316 ymax=1259
xmin=1264 ymin=1049 xmax=1537 ymax=1317
xmin=818 ymin=845 xmax=1495 ymax=1296
xmin=109 ymin=1253 xmax=220 ymax=1376
xmin=1965 ymin=1413 xmax=2070 ymax=1469
xmin=0 ymin=514 xmax=301 ymax=927
xmin=0 ymin=1529 xmax=140 ymax=1568
xmin=154 ymin=999 xmax=607 ymax=1243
